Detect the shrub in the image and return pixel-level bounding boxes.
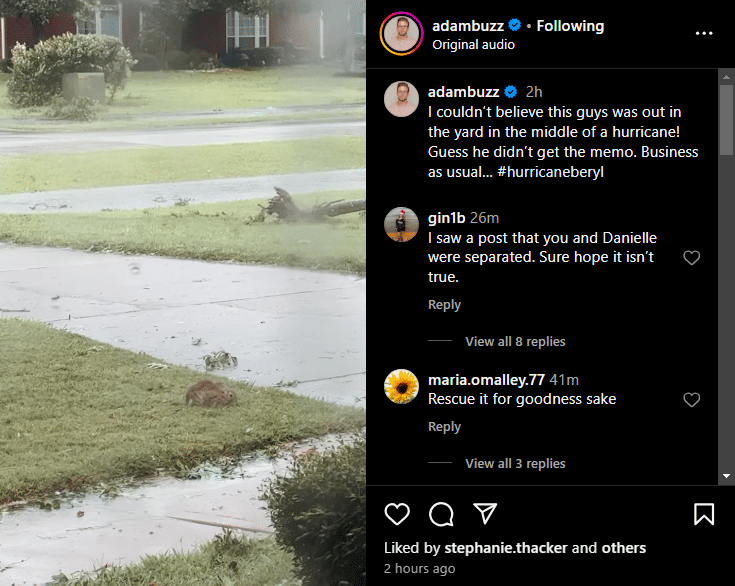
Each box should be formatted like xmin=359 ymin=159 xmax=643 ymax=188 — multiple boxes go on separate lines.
xmin=44 ymin=95 xmax=99 ymax=121
xmin=283 ymin=41 xmax=299 ymax=65
xmin=0 ymin=57 xmax=12 ymax=73
xmin=164 ymin=50 xmax=189 ymax=70
xmin=132 ymin=53 xmax=164 ymax=71
xmin=187 ymin=49 xmax=214 ymax=69
xmin=220 ymin=47 xmax=279 ymax=68
xmin=262 ymin=433 xmax=366 ymax=586
xmin=219 ymin=48 xmax=247 ymax=68
xmin=258 ymin=47 xmax=280 ymax=67
xmin=7 ymin=34 xmax=136 ymax=107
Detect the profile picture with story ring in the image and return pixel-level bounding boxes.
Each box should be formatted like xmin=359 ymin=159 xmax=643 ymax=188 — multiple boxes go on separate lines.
xmin=382 ymin=14 xmax=421 ymax=54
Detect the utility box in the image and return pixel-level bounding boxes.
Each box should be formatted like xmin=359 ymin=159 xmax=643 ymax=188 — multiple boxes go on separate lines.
xmin=61 ymin=72 xmax=105 ymax=103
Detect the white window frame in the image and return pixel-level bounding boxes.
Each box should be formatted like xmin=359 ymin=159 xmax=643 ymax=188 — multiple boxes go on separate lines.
xmin=76 ymin=3 xmax=122 ymax=41
xmin=226 ymin=11 xmax=269 ymax=50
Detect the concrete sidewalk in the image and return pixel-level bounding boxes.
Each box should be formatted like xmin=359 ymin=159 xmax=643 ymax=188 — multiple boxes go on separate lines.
xmin=0 ymin=243 xmax=366 ymax=406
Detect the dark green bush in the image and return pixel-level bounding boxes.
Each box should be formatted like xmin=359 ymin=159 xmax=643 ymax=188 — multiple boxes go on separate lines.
xmin=188 ymin=49 xmax=214 ymax=68
xmin=0 ymin=57 xmax=12 ymax=73
xmin=220 ymin=47 xmax=280 ymax=68
xmin=7 ymin=34 xmax=136 ymax=107
xmin=164 ymin=50 xmax=189 ymax=70
xmin=259 ymin=47 xmax=279 ymax=67
xmin=219 ymin=48 xmax=247 ymax=68
xmin=44 ymin=95 xmax=99 ymax=121
xmin=262 ymin=432 xmax=366 ymax=586
xmin=131 ymin=53 xmax=164 ymax=71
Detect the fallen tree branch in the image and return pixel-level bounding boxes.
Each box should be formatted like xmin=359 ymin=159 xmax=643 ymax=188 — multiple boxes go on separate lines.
xmin=261 ymin=187 xmax=365 ymax=221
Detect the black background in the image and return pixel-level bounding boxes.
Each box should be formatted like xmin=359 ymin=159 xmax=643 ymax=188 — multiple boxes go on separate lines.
xmin=373 ymin=66 xmax=717 ymax=486
xmin=376 ymin=486 xmax=726 ymax=579
xmin=369 ymin=4 xmax=726 ymax=576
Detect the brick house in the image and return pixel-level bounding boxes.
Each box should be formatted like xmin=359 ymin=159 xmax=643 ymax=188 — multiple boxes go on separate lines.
xmin=1 ymin=1 xmax=365 ymax=61
xmin=1 ymin=2 xmax=145 ymax=58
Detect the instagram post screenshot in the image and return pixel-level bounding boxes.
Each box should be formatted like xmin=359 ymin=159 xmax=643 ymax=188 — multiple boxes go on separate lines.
xmin=1 ymin=1 xmax=367 ymax=585
xmin=372 ymin=4 xmax=730 ymax=581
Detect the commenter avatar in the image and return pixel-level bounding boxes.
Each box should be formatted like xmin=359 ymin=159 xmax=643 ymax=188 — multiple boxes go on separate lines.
xmin=386 ymin=82 xmax=418 ymax=117
xmin=385 ymin=369 xmax=419 ymax=404
xmin=384 ymin=207 xmax=418 ymax=242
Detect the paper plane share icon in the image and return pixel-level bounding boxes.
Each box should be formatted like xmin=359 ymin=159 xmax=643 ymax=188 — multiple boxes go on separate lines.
xmin=473 ymin=503 xmax=498 ymax=524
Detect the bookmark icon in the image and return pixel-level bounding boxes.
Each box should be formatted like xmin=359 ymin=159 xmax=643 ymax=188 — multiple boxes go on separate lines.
xmin=694 ymin=503 xmax=714 ymax=526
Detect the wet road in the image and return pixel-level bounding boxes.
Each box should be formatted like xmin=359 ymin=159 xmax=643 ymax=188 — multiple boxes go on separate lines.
xmin=0 ymin=168 xmax=366 ymax=213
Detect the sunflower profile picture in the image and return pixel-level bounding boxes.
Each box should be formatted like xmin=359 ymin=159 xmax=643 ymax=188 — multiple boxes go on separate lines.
xmin=385 ymin=369 xmax=419 ymax=404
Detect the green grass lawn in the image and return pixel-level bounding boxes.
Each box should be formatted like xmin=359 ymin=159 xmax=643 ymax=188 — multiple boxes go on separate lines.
xmin=0 ymin=190 xmax=366 ymax=273
xmin=114 ymin=66 xmax=366 ymax=110
xmin=0 ymin=65 xmax=366 ymax=130
xmin=0 ymin=317 xmax=366 ymax=506
xmin=0 ymin=135 xmax=365 ymax=194
xmin=22 ymin=108 xmax=367 ymax=133
xmin=58 ymin=533 xmax=302 ymax=585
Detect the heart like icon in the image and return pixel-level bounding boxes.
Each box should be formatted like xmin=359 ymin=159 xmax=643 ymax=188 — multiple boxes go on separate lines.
xmin=683 ymin=251 xmax=700 ymax=266
xmin=385 ymin=503 xmax=410 ymax=526
xmin=683 ymin=392 xmax=700 ymax=407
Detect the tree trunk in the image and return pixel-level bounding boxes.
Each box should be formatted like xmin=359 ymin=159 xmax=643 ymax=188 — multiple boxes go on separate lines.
xmin=261 ymin=187 xmax=366 ymax=222
xmin=321 ymin=198 xmax=366 ymax=217
xmin=29 ymin=15 xmax=45 ymax=46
